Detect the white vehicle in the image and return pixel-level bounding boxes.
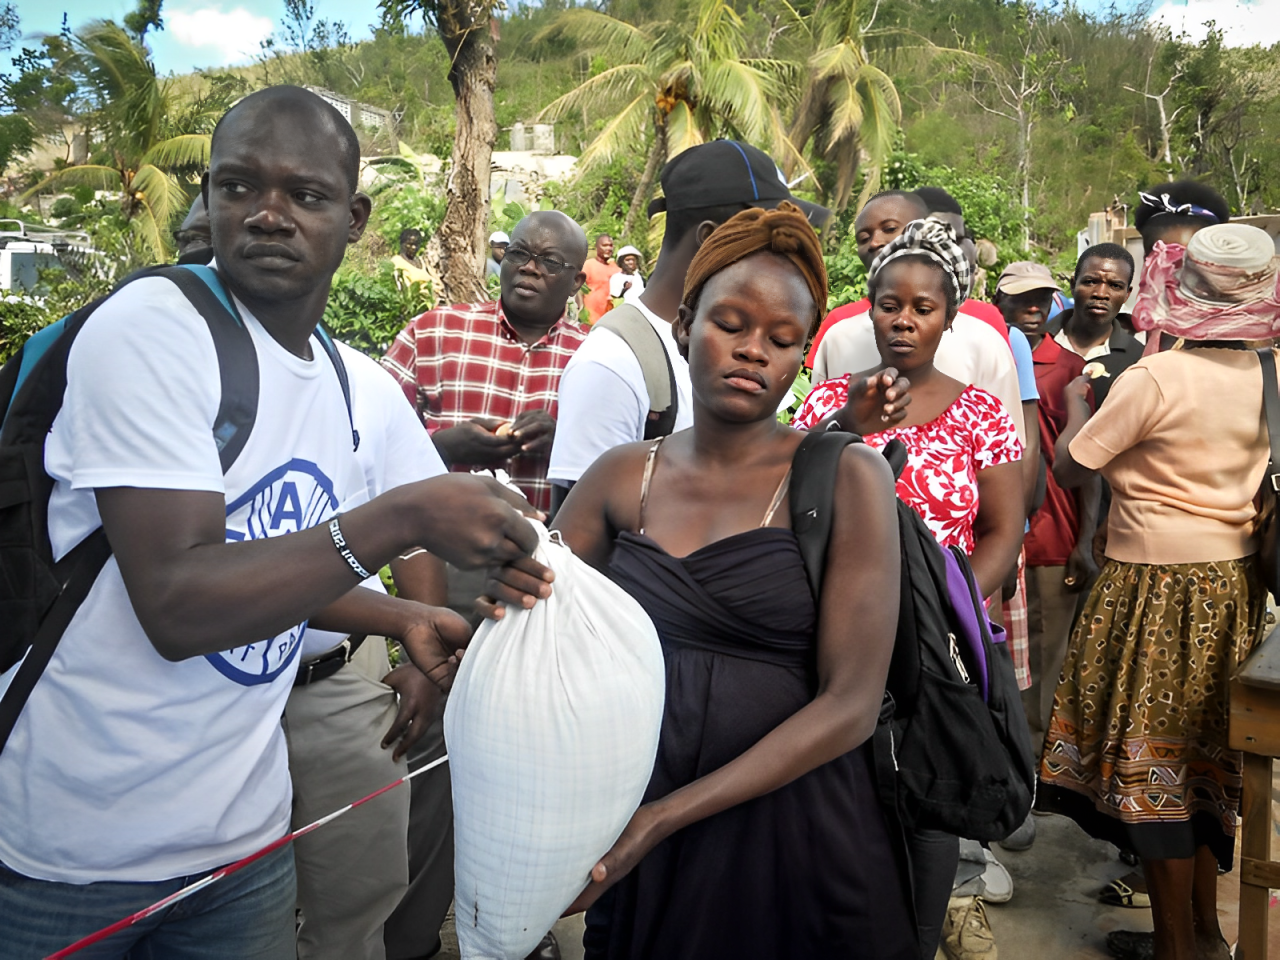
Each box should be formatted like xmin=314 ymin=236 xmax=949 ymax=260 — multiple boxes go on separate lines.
xmin=0 ymin=220 xmax=97 ymax=292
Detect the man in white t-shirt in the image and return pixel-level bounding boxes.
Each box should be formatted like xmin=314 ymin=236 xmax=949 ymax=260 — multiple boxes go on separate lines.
xmin=547 ymin=140 xmax=811 ymax=502
xmin=0 ymin=86 xmax=538 ymax=960
xmin=286 ymin=342 xmax=451 ymax=960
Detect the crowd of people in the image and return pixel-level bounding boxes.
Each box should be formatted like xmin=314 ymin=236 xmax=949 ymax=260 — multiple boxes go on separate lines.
xmin=1 ymin=83 xmax=1278 ymax=960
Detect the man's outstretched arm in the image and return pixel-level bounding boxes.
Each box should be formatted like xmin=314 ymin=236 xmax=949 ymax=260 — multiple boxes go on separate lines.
xmin=98 ymin=474 xmax=539 ymax=662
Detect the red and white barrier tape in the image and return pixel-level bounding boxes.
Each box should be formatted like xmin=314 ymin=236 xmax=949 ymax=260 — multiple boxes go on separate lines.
xmin=44 ymin=753 xmax=449 ymax=960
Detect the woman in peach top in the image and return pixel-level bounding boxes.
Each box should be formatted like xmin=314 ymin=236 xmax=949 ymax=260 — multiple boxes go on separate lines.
xmin=1043 ymin=223 xmax=1280 ymax=960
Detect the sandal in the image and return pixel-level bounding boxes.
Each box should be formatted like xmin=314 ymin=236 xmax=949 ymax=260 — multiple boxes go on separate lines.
xmin=1099 ymin=872 xmax=1151 ymax=909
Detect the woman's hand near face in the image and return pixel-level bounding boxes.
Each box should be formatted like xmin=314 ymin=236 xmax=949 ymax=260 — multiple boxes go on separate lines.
xmin=835 ymin=368 xmax=912 ymax=433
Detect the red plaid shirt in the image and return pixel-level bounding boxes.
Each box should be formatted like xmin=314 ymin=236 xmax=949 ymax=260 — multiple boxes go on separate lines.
xmin=381 ymin=299 xmax=587 ymax=512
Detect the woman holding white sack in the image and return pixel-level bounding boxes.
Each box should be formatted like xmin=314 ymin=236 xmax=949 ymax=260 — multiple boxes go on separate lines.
xmin=481 ymin=202 xmax=918 ymax=959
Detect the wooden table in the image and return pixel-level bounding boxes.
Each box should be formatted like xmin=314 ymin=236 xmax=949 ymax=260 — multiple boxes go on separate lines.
xmin=1230 ymin=626 xmax=1280 ymax=960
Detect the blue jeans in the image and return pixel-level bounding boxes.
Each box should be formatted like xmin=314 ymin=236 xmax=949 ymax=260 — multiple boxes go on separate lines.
xmin=0 ymin=843 xmax=295 ymax=960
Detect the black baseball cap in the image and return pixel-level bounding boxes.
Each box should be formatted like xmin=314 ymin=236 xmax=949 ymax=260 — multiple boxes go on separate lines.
xmin=648 ymin=140 xmax=830 ymax=228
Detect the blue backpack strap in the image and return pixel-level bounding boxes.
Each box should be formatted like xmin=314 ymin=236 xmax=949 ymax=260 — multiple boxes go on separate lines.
xmin=151 ymin=265 xmax=259 ymax=473
xmin=313 ymin=326 xmax=359 ymax=452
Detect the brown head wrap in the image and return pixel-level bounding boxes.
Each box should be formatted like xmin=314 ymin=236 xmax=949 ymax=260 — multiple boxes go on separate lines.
xmin=681 ymin=202 xmax=828 ymax=332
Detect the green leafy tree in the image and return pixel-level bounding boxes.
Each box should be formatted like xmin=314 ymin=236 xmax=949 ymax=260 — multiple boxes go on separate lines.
xmin=324 ymin=261 xmax=435 ymax=357
xmin=123 ymin=0 xmax=164 ymax=41
xmin=954 ymin=1 xmax=1070 ymax=249
xmin=0 ymin=5 xmax=46 ymax=175
xmin=21 ymin=20 xmax=225 ymax=259
xmin=776 ymin=0 xmax=903 ymax=212
xmin=1163 ymin=28 xmax=1280 ymax=213
xmin=536 ymin=1 xmax=795 ymax=238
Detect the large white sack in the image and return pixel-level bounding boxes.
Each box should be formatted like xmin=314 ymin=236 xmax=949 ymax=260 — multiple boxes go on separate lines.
xmin=445 ymin=521 xmax=666 ymax=960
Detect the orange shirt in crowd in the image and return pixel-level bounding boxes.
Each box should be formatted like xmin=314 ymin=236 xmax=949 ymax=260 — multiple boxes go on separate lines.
xmin=582 ymin=257 xmax=621 ymax=324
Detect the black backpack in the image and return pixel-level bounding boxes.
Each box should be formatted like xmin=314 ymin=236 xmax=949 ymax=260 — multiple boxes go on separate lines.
xmin=789 ymin=428 xmax=1036 ymax=842
xmin=0 ymin=263 xmax=356 ymax=753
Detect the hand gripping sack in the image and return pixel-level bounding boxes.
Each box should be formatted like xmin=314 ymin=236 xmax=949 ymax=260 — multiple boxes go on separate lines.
xmin=444 ymin=522 xmax=666 ymax=960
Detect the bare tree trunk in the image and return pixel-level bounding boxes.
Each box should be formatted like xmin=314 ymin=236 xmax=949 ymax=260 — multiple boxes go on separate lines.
xmin=622 ymin=116 xmax=666 ymax=241
xmin=1019 ymin=109 xmax=1032 ymax=250
xmin=437 ymin=8 xmax=497 ymax=304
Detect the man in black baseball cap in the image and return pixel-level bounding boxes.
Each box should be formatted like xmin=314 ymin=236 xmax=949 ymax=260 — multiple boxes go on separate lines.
xmin=548 ymin=141 xmax=828 ymax=504
xmin=647 ymin=139 xmax=832 ymax=228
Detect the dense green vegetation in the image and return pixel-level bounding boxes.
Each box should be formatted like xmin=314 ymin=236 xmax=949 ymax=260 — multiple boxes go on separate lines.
xmin=1 ymin=0 xmax=1276 ymax=361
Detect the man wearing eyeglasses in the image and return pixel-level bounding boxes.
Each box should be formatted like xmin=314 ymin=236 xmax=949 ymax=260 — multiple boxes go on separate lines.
xmin=381 ymin=210 xmax=589 ymax=515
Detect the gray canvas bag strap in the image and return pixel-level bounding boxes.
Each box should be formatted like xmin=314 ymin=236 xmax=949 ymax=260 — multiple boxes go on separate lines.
xmin=593 ymin=303 xmax=678 ymax=439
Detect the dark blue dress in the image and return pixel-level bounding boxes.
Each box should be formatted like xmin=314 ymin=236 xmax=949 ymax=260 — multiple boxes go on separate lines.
xmin=585 ymin=525 xmax=917 ymax=960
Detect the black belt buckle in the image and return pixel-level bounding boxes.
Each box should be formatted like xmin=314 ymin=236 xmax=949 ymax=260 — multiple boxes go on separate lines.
xmin=293 ymin=635 xmax=367 ymax=687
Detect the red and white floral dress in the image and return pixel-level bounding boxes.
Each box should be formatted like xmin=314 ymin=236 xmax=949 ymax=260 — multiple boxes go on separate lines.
xmin=792 ymin=377 xmax=1023 ymax=555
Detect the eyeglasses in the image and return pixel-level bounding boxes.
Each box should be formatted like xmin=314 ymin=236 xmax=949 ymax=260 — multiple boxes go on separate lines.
xmin=503 ymin=247 xmax=579 ymax=276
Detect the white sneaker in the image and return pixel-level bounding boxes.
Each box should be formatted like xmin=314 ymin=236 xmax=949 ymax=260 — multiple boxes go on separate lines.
xmin=977 ymin=848 xmax=1013 ymax=903
xmin=952 ymin=847 xmax=1013 ymax=903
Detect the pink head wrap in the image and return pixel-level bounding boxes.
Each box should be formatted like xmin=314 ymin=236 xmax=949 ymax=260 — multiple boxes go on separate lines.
xmin=1132 ymin=223 xmax=1280 ymax=341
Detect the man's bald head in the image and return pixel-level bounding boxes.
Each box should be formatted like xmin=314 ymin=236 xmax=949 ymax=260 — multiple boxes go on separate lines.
xmin=515 ymin=210 xmax=589 ymax=266
xmin=501 ymin=210 xmax=588 ymax=330
xmin=212 ymin=86 xmax=361 ymax=193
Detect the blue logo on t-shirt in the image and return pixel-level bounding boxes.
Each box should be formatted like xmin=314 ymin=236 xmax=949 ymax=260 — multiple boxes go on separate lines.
xmin=205 ymin=459 xmax=340 ymax=686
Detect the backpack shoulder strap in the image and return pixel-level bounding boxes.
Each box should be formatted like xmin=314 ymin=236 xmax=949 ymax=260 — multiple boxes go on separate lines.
xmin=314 ymin=326 xmax=359 ymax=452
xmin=0 ymin=528 xmax=110 ymax=757
xmin=153 ymin=265 xmax=260 ymax=473
xmin=594 ymin=303 xmax=678 ymax=439
xmin=788 ymin=428 xmax=864 ymax=600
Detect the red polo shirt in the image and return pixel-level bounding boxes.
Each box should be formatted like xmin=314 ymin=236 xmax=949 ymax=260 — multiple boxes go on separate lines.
xmin=1025 ymin=335 xmax=1094 ymax=566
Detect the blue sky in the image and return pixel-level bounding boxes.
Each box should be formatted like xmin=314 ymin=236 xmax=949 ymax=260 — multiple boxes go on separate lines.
xmin=13 ymin=0 xmax=386 ymax=74
xmin=11 ymin=0 xmax=1280 ymax=77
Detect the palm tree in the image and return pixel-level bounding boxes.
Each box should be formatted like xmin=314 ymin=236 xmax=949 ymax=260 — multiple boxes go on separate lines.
xmin=537 ymin=2 xmax=799 ymax=239
xmin=22 ymin=21 xmax=216 ymax=260
xmin=778 ymin=0 xmax=902 ymax=212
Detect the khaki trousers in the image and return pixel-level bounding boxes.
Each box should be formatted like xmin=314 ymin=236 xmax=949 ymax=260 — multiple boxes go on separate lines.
xmin=382 ymin=565 xmax=476 ymax=959
xmin=284 ymin=639 xmax=410 ymax=960
xmin=1021 ymin=564 xmax=1083 ymax=749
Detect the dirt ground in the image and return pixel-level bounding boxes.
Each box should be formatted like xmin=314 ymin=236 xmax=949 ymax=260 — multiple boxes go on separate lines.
xmin=436 ymin=801 xmax=1280 ymax=960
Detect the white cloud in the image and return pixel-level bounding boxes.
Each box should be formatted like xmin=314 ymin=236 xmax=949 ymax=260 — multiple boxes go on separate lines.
xmin=165 ymin=5 xmax=275 ymax=67
xmin=1149 ymin=0 xmax=1280 ymax=48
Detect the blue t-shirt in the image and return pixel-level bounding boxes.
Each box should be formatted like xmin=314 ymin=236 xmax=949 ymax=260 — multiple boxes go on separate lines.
xmin=1008 ymin=326 xmax=1039 ymax=402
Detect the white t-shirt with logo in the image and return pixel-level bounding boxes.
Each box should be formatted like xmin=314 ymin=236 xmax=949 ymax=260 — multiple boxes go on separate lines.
xmin=547 ymin=300 xmax=694 ymax=486
xmin=0 ymin=275 xmax=367 ymax=884
xmin=301 ymin=343 xmax=448 ymax=659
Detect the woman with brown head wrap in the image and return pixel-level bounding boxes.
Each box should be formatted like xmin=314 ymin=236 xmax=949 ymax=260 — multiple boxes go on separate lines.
xmin=482 ymin=202 xmax=918 ymax=958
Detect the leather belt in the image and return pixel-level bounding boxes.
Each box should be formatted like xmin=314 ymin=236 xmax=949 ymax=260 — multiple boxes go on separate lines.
xmin=294 ymin=635 xmax=367 ymax=687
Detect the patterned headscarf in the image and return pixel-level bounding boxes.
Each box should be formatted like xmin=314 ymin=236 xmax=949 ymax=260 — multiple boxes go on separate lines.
xmin=869 ymin=217 xmax=973 ymax=303
xmin=1132 ymin=223 xmax=1280 ymax=341
xmin=682 ymin=201 xmax=828 ymax=329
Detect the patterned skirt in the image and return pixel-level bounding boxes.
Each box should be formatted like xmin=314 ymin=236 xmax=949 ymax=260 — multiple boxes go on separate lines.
xmin=1040 ymin=556 xmax=1266 ymax=852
